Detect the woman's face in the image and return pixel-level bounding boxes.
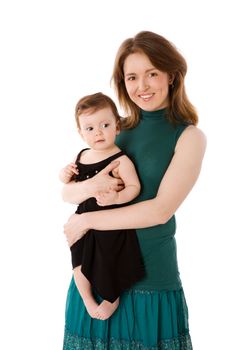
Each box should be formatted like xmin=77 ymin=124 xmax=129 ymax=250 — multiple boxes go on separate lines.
xmin=123 ymin=52 xmax=170 ymax=111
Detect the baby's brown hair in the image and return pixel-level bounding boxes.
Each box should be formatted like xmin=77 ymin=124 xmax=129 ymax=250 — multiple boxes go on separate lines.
xmin=75 ymin=92 xmax=121 ymax=128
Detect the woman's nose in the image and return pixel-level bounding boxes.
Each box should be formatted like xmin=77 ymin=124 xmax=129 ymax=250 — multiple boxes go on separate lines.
xmin=138 ymin=78 xmax=149 ymax=92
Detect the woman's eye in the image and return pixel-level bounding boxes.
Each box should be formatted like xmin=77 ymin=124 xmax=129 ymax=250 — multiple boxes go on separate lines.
xmin=149 ymin=72 xmax=158 ymax=78
xmin=126 ymin=76 xmax=135 ymax=81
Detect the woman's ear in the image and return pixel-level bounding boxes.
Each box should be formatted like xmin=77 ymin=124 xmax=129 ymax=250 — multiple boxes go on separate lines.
xmin=168 ymin=73 xmax=175 ymax=85
xmin=116 ymin=121 xmax=121 ymax=135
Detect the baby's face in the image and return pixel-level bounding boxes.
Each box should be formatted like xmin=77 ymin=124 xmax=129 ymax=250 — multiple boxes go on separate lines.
xmin=78 ymin=107 xmax=120 ymax=151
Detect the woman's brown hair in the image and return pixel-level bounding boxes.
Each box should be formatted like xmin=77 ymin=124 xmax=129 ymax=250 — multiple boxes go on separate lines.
xmin=112 ymin=31 xmax=198 ymax=129
xmin=75 ymin=92 xmax=121 ymax=128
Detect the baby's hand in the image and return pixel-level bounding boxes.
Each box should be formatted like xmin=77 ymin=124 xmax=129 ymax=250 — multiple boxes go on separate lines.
xmin=96 ymin=190 xmax=119 ymax=206
xmin=59 ymin=163 xmax=79 ymax=184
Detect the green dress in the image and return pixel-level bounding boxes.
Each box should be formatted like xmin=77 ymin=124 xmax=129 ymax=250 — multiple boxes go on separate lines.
xmin=63 ymin=108 xmax=193 ymax=349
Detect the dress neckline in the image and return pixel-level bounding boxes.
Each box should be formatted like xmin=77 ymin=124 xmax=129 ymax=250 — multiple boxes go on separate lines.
xmin=140 ymin=108 xmax=167 ymax=122
xmin=77 ymin=150 xmax=124 ymax=167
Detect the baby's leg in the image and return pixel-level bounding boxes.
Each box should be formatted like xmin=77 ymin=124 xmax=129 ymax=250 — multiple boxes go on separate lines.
xmin=95 ymin=298 xmax=120 ymax=320
xmin=73 ymin=266 xmax=98 ymax=318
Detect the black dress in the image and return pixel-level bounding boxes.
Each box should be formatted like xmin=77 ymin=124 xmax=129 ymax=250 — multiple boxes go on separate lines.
xmin=70 ymin=148 xmax=145 ymax=303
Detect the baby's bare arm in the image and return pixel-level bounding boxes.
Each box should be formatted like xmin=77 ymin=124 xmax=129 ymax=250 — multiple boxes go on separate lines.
xmin=114 ymin=155 xmax=140 ymax=204
xmin=97 ymin=156 xmax=140 ymax=206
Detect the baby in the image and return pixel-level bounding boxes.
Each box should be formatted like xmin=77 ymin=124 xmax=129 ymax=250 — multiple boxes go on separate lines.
xmin=60 ymin=92 xmax=144 ymax=320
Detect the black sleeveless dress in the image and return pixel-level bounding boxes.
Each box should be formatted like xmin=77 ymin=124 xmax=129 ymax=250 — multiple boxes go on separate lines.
xmin=70 ymin=149 xmax=145 ymax=303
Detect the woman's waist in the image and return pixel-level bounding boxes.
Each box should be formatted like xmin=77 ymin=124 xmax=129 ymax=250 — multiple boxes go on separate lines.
xmin=136 ymin=215 xmax=176 ymax=240
xmin=136 ymin=228 xmax=178 ymax=260
xmin=133 ymin=234 xmax=181 ymax=290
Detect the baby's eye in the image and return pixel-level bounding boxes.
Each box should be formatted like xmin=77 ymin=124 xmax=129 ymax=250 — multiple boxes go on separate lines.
xmin=86 ymin=126 xmax=93 ymax=131
xmin=101 ymin=123 xmax=109 ymax=128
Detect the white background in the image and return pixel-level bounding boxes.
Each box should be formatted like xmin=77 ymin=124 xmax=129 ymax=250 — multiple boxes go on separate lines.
xmin=0 ymin=0 xmax=232 ymax=349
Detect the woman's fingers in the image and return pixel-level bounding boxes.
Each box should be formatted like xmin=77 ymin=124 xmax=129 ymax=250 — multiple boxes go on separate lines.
xmin=63 ymin=213 xmax=87 ymax=246
xmin=64 ymin=215 xmax=80 ymax=246
xmin=89 ymin=161 xmax=124 ymax=194
xmin=102 ymin=161 xmax=124 ymax=187
xmin=111 ymin=182 xmax=124 ymax=191
xmin=63 ymin=224 xmax=75 ymax=246
xmin=101 ymin=161 xmax=120 ymax=175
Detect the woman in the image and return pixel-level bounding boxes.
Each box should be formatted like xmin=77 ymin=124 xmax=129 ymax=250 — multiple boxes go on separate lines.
xmin=63 ymin=31 xmax=206 ymax=349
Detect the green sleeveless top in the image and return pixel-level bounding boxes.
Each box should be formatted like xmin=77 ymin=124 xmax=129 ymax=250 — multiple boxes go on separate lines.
xmin=116 ymin=108 xmax=188 ymax=291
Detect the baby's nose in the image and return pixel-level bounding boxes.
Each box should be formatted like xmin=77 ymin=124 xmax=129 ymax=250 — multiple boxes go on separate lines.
xmin=95 ymin=128 xmax=102 ymax=135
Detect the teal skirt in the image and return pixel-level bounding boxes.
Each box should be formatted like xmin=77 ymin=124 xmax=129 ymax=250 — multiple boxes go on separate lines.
xmin=63 ymin=277 xmax=192 ymax=350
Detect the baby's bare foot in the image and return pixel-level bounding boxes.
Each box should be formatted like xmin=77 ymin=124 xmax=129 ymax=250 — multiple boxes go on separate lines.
xmin=83 ymin=297 xmax=99 ymax=318
xmin=95 ymin=298 xmax=119 ymax=320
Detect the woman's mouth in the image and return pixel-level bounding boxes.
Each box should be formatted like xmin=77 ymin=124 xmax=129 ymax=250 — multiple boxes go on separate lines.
xmin=139 ymin=93 xmax=154 ymax=102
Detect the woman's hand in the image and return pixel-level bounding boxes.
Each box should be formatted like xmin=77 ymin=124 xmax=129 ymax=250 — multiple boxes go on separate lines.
xmin=62 ymin=161 xmax=124 ymax=204
xmin=63 ymin=213 xmax=88 ymax=247
xmin=90 ymin=161 xmax=124 ymax=196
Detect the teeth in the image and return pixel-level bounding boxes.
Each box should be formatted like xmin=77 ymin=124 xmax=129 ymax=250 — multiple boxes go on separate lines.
xmin=140 ymin=94 xmax=153 ymax=99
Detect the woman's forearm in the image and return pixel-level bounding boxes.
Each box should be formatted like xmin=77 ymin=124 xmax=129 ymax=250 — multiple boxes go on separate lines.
xmin=62 ymin=161 xmax=124 ymax=204
xmin=85 ymin=197 xmax=169 ymax=231
xmin=62 ymin=180 xmax=93 ymax=204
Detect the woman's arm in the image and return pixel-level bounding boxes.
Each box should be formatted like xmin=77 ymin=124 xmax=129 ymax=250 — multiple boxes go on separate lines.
xmin=64 ymin=126 xmax=206 ymax=245
xmin=61 ymin=160 xmax=124 ymax=204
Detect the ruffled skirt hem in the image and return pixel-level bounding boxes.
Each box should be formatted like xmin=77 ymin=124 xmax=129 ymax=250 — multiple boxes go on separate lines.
xmin=63 ymin=331 xmax=192 ymax=350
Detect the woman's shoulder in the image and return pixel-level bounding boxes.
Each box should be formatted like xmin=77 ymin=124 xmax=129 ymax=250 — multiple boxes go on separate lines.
xmin=181 ymin=125 xmax=206 ymax=142
xmin=175 ymin=125 xmax=207 ymax=154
